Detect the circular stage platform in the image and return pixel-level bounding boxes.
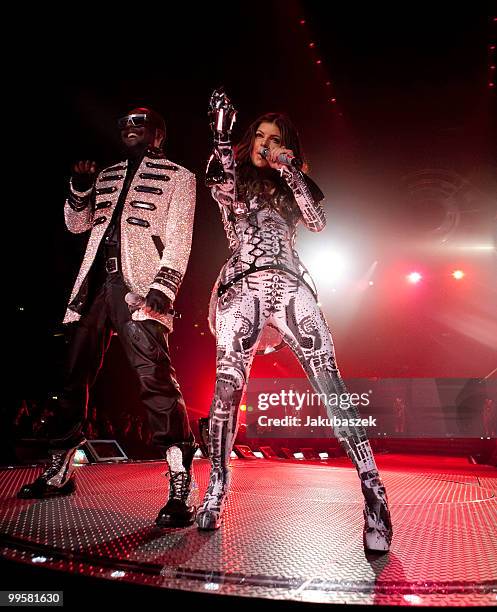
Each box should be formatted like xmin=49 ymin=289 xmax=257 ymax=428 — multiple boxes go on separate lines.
xmin=1 ymin=455 xmax=496 ymax=607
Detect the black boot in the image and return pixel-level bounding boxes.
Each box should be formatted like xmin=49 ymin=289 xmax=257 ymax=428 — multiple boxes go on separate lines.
xmin=155 ymin=442 xmax=198 ymax=528
xmin=17 ymin=444 xmax=83 ymax=499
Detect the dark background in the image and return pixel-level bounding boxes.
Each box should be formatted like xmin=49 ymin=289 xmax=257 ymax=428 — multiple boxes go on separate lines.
xmin=11 ymin=1 xmax=497 ymax=430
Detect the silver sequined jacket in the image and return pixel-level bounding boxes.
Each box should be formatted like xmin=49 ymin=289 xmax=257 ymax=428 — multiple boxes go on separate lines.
xmin=63 ymin=150 xmax=196 ymax=331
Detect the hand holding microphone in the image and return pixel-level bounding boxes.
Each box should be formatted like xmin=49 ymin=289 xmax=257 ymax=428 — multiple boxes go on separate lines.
xmin=125 ymin=292 xmax=145 ymax=312
xmin=125 ymin=291 xmax=179 ymax=318
xmin=144 ymin=289 xmax=172 ymax=315
xmin=259 ymin=146 xmax=303 ymax=170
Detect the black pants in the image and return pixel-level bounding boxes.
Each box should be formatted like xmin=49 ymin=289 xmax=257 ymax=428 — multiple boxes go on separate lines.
xmin=51 ymin=271 xmax=193 ymax=455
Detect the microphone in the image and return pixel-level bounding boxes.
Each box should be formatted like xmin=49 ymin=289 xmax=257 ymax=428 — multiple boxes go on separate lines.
xmin=125 ymin=292 xmax=145 ymax=310
xmin=259 ymin=147 xmax=303 ymax=169
xmin=125 ymin=292 xmax=181 ymax=318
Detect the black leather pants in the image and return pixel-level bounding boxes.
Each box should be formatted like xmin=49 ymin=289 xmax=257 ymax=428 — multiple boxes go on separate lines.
xmin=49 ymin=271 xmax=193 ymax=454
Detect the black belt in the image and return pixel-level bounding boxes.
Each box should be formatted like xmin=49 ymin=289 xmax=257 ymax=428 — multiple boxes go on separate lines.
xmin=103 ymin=245 xmax=119 ymax=274
xmin=217 ymin=264 xmax=317 ymax=299
xmin=105 ymin=257 xmax=118 ymax=274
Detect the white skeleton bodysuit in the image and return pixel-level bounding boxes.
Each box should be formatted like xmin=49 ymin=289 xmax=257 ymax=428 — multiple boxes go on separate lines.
xmin=197 ymin=136 xmax=392 ymax=551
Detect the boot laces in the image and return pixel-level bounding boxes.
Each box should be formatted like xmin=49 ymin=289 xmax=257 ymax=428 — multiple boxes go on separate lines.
xmin=168 ymin=470 xmax=191 ymax=501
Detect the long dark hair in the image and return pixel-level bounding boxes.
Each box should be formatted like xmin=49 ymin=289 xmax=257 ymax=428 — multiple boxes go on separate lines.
xmin=234 ymin=112 xmax=306 ymax=224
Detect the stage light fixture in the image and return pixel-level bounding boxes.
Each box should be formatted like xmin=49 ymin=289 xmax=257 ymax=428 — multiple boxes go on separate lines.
xmin=233 ymin=445 xmax=257 ymax=459
xmin=259 ymin=446 xmax=280 ymax=459
xmin=300 ymin=448 xmax=321 ymax=459
xmin=83 ymin=440 xmax=127 ymax=463
xmin=74 ymin=449 xmax=89 ymax=465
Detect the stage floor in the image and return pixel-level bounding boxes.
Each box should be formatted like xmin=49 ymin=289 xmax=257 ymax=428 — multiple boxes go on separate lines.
xmin=1 ymin=455 xmax=496 ymax=606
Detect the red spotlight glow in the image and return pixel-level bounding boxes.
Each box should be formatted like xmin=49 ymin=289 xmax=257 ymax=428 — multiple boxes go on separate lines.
xmin=407 ymin=272 xmax=422 ymax=284
xmin=452 ymin=270 xmax=465 ymax=280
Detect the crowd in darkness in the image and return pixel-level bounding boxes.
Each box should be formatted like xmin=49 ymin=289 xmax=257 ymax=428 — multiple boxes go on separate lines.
xmin=12 ymin=400 xmax=161 ymax=460
xmin=5 ymin=395 xmax=496 ymax=468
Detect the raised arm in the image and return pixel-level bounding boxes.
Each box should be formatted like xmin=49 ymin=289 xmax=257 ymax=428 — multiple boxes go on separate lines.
xmin=64 ymin=161 xmax=97 ymax=233
xmin=205 ymin=88 xmax=247 ymax=217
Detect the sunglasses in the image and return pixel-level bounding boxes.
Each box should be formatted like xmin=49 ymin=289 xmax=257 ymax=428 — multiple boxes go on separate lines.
xmin=117 ymin=113 xmax=150 ymax=130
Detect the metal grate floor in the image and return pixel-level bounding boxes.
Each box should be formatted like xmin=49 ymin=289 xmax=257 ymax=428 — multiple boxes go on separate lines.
xmin=1 ymin=455 xmax=496 ymax=606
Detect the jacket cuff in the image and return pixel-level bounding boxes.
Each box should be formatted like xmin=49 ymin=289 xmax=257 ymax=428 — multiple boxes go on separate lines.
xmin=150 ymin=266 xmax=183 ymax=302
xmin=69 ymin=178 xmax=93 ymax=197
xmin=149 ymin=283 xmax=176 ymax=303
xmin=68 ymin=179 xmax=93 ymax=211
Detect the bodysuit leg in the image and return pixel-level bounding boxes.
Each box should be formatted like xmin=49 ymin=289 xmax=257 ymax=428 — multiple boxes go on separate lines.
xmin=210 ymin=278 xmax=265 ymax=466
xmin=270 ymin=275 xmax=392 ymax=550
xmin=197 ymin=278 xmax=266 ymax=527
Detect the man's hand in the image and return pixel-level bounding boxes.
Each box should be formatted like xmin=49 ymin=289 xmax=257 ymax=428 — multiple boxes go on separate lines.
xmin=71 ymin=160 xmax=98 ymax=192
xmin=144 ymin=288 xmax=172 ymax=316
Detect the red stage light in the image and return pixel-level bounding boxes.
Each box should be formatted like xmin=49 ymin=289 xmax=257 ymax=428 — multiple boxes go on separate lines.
xmin=452 ymin=270 xmax=465 ymax=280
xmin=407 ymin=272 xmax=422 ymax=284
